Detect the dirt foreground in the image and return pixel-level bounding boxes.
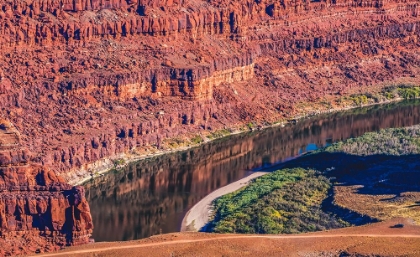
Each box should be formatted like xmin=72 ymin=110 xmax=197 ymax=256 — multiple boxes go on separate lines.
xmin=32 ymin=218 xmax=420 ymax=257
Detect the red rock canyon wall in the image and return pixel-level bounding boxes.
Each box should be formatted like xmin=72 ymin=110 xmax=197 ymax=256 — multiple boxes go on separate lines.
xmin=0 ymin=120 xmax=93 ymax=256
xmin=1 ymin=0 xmax=420 ymax=252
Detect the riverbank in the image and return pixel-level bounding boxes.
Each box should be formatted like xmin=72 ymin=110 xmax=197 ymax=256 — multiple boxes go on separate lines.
xmin=69 ymin=128 xmax=246 ymax=186
xmin=85 ymin=97 xmax=420 ymax=242
xmin=180 ymin=171 xmax=269 ymax=232
xmin=71 ymin=93 xmax=414 ymax=186
xmin=204 ymin=125 xmax=420 ymax=234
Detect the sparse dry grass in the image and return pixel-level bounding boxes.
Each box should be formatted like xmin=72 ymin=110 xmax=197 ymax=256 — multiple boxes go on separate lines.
xmin=334 ymin=185 xmax=420 ymax=224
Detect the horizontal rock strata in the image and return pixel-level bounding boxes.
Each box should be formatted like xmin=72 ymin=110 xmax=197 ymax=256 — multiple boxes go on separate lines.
xmin=0 ymin=0 xmax=419 ymax=181
xmin=0 ymin=0 xmax=420 ymax=253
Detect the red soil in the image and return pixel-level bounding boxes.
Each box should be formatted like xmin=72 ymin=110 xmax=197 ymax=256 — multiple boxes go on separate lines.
xmin=35 ymin=218 xmax=420 ymax=257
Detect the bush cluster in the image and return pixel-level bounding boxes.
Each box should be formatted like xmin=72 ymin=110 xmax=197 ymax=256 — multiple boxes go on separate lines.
xmin=324 ymin=125 xmax=420 ymax=156
xmin=209 ymin=168 xmax=348 ymax=234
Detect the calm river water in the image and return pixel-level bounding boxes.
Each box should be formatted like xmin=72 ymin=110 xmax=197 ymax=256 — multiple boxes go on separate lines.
xmin=84 ymin=100 xmax=420 ymax=242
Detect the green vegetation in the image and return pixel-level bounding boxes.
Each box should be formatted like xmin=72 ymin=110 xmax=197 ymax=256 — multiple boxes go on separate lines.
xmin=208 ymin=124 xmax=420 ymax=235
xmin=190 ymin=135 xmax=204 ymax=145
xmin=163 ymin=137 xmax=186 ymax=149
xmin=208 ymin=168 xmax=348 ymax=234
xmin=349 ymin=95 xmax=368 ymax=106
xmin=113 ymin=158 xmax=125 ymax=169
xmin=207 ymin=129 xmax=231 ymax=140
xmin=385 ymin=84 xmax=420 ymax=100
xmin=397 ymin=86 xmax=420 ymax=99
xmin=341 ymin=84 xmax=420 ymax=107
xmin=324 ymin=125 xmax=420 ymax=156
xmin=384 ymin=91 xmax=395 ymax=100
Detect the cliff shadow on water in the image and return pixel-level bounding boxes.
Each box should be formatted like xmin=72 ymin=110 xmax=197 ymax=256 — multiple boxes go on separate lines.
xmin=283 ymin=151 xmax=420 ymax=226
xmin=84 ymin=100 xmax=420 ymax=241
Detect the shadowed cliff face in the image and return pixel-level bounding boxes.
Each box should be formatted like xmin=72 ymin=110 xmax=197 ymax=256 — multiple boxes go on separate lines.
xmin=0 ymin=120 xmax=93 ymax=256
xmin=85 ymin=100 xmax=420 ymax=242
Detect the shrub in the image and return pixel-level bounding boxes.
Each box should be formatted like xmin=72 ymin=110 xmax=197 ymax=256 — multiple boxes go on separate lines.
xmin=190 ymin=135 xmax=203 ymax=145
xmin=207 ymin=129 xmax=231 ymax=139
xmin=385 ymin=92 xmax=394 ymax=99
xmin=113 ymin=159 xmax=125 ymax=169
xmin=397 ymin=87 xmax=420 ymax=99
xmin=349 ymin=95 xmax=369 ymax=106
xmin=164 ymin=137 xmax=186 ymax=148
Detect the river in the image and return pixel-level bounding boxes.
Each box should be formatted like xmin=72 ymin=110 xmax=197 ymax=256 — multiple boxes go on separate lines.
xmin=84 ymin=100 xmax=420 ymax=242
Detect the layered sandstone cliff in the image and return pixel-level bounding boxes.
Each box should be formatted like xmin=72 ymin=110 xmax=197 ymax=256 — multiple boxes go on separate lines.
xmin=0 ymin=120 xmax=93 ymax=256
xmin=0 ymin=0 xmax=420 ymax=254
xmin=0 ymin=0 xmax=419 ymax=182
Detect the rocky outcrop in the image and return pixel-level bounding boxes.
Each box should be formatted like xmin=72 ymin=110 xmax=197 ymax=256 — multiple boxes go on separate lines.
xmin=0 ymin=120 xmax=93 ymax=256
xmin=63 ymin=54 xmax=256 ymax=100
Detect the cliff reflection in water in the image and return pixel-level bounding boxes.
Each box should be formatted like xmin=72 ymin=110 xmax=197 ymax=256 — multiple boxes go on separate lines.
xmin=85 ymin=100 xmax=420 ymax=242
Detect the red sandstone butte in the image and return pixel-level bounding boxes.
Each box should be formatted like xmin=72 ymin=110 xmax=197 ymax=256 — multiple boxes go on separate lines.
xmin=1 ymin=0 xmax=420 ymax=253
xmin=0 ymin=120 xmax=93 ymax=256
